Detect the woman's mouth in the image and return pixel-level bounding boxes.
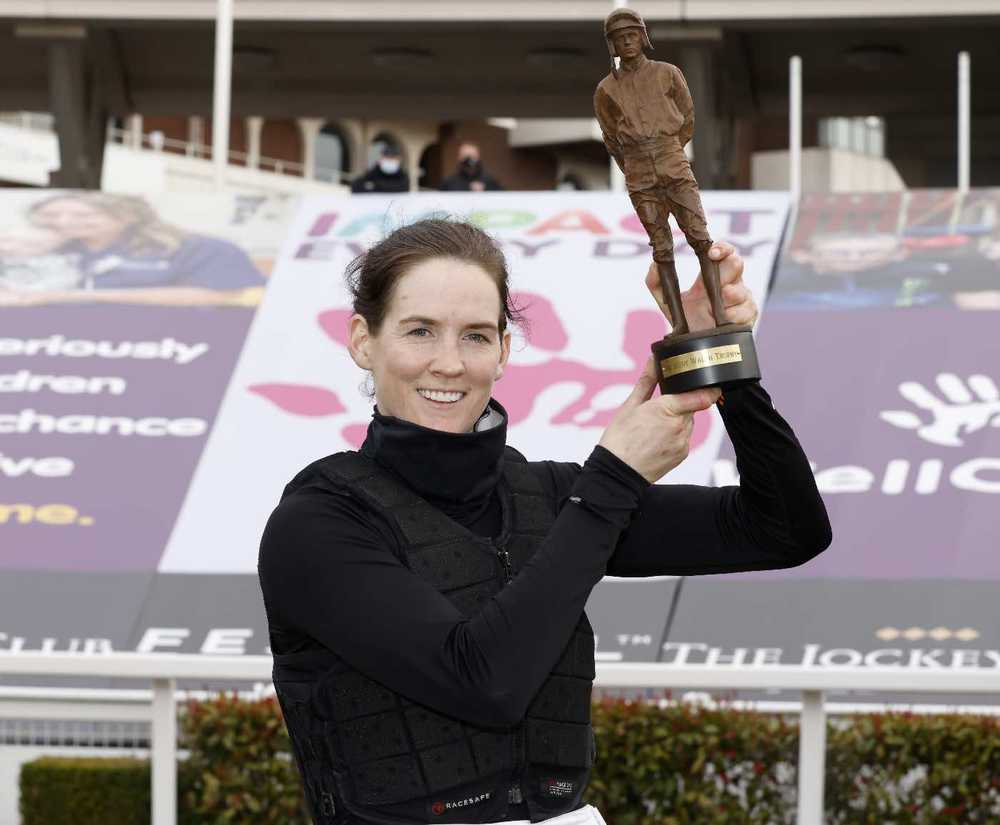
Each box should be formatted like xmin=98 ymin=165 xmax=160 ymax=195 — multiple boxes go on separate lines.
xmin=417 ymin=389 xmax=465 ymax=404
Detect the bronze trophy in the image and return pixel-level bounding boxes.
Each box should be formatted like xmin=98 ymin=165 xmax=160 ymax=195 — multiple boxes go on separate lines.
xmin=594 ymin=9 xmax=760 ymax=394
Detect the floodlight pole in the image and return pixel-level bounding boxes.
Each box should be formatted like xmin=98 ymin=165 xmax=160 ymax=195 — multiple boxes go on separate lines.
xmin=958 ymin=51 xmax=970 ymax=193
xmin=212 ymin=0 xmax=234 ymax=190
xmin=789 ymin=55 xmax=802 ymax=204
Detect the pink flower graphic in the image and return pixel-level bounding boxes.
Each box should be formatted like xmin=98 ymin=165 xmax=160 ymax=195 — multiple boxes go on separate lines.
xmin=246 ymin=382 xmax=346 ymax=417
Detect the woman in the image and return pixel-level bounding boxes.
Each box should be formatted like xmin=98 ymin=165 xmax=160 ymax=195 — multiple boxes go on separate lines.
xmin=0 ymin=192 xmax=264 ymax=307
xmin=258 ymin=219 xmax=831 ymax=825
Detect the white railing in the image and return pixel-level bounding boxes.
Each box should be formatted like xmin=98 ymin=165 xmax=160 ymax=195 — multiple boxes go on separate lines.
xmin=1 ymin=654 xmax=998 ymax=825
xmin=104 ymin=126 xmax=352 ymax=185
xmin=0 ymin=113 xmax=353 ymax=186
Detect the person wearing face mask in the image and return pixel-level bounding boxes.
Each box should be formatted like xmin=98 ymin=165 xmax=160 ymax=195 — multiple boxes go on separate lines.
xmin=257 ymin=218 xmax=831 ymax=825
xmin=440 ymin=142 xmax=503 ymax=192
xmin=351 ymin=145 xmax=411 ymax=194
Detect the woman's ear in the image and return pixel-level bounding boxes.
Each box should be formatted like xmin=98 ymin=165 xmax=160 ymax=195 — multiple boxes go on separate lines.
xmin=347 ymin=314 xmax=373 ymax=369
xmin=495 ymin=329 xmax=512 ymax=380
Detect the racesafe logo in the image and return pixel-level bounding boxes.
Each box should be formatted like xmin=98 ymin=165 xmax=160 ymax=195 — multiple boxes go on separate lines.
xmin=713 ymin=372 xmax=1000 ymax=494
xmin=879 ymin=373 xmax=1000 ymax=447
xmin=430 ymin=792 xmax=492 ymax=815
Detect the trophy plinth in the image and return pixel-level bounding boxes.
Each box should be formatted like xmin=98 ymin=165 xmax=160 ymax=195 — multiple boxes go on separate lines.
xmin=651 ymin=324 xmax=759 ymax=394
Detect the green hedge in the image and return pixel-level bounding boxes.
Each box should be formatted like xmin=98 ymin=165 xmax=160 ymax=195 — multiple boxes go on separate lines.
xmin=587 ymin=697 xmax=1000 ymax=824
xmin=19 ymin=696 xmax=1000 ymax=825
xmin=20 ymin=757 xmax=150 ymax=825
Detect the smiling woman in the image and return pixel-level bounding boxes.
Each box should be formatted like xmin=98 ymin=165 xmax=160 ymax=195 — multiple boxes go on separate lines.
xmin=344 ymin=223 xmax=516 ymax=434
xmin=347 ymin=257 xmax=509 ymax=433
xmin=257 ymin=218 xmax=832 ymax=825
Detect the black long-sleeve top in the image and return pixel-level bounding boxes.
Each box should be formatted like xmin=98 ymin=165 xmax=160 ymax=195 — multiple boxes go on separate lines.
xmin=258 ymin=383 xmax=831 ymax=730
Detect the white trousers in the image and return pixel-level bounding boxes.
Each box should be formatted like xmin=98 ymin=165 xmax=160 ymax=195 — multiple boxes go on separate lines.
xmin=445 ymin=804 xmax=607 ymax=825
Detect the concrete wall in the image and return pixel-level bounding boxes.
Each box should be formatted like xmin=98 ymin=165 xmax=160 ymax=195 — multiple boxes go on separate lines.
xmin=751 ymin=147 xmax=905 ymax=193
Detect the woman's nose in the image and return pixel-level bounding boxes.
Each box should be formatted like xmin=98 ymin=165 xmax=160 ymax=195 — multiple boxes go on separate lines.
xmin=429 ymin=341 xmax=465 ymax=375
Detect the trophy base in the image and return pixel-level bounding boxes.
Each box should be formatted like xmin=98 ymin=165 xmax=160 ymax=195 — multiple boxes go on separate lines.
xmin=651 ymin=324 xmax=760 ymax=394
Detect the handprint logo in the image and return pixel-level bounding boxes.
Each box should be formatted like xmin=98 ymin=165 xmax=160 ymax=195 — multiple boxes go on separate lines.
xmin=879 ymin=374 xmax=1000 ymax=447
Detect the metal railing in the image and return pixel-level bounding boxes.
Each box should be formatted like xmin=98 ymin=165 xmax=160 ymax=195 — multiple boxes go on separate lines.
xmin=1 ymin=653 xmax=998 ymax=825
xmin=0 ymin=113 xmax=352 ymax=186
xmin=104 ymin=126 xmax=352 ymax=185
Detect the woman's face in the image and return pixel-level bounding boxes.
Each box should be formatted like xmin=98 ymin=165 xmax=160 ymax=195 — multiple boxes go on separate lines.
xmin=30 ymin=199 xmax=130 ymax=245
xmin=349 ymin=257 xmax=512 ymax=434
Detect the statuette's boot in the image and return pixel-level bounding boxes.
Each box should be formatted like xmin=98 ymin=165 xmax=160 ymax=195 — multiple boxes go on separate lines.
xmin=697 ymin=250 xmax=731 ymax=328
xmin=657 ymin=260 xmax=689 ymax=335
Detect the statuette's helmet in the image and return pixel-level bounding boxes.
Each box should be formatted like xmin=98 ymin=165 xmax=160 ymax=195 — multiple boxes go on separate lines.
xmin=604 ymin=8 xmax=653 ymax=77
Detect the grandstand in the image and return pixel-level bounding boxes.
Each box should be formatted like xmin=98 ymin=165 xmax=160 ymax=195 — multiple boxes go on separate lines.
xmin=0 ymin=1 xmax=998 ymax=193
xmin=0 ymin=2 xmax=998 ymax=825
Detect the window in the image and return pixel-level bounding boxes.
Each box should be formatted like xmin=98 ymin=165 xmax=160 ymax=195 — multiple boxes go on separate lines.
xmin=818 ymin=116 xmax=885 ymax=157
xmin=315 ymin=123 xmax=351 ymax=183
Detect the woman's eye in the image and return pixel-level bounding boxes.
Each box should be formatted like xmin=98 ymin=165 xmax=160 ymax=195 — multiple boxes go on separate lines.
xmin=408 ymin=327 xmax=430 ymax=337
xmin=466 ymin=332 xmax=491 ymax=344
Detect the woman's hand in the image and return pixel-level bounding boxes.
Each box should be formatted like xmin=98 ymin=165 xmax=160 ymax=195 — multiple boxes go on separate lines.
xmin=599 ymin=358 xmax=721 ymax=483
xmin=644 ymin=242 xmax=759 ymax=332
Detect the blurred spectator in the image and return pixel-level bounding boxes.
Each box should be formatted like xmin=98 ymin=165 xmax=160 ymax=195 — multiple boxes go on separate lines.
xmin=351 ymin=145 xmax=410 ymax=194
xmin=440 ymin=142 xmax=503 ymax=192
xmin=557 ymin=173 xmax=587 ymax=191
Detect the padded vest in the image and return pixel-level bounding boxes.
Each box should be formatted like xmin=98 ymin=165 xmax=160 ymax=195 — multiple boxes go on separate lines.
xmin=272 ymin=449 xmax=596 ymax=825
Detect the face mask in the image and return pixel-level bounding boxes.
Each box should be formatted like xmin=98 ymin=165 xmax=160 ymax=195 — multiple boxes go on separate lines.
xmin=378 ymin=158 xmax=401 ymax=175
xmin=460 ymin=157 xmax=481 ymax=175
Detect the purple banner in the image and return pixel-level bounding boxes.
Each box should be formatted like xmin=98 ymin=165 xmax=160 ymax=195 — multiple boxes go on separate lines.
xmin=718 ymin=307 xmax=1000 ymax=579
xmin=0 ymin=304 xmax=253 ymax=571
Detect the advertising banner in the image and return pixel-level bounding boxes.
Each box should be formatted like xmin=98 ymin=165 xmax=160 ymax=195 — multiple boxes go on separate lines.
xmin=145 ymin=190 xmax=784 ymax=666
xmin=771 ymin=189 xmax=1000 ymax=311
xmin=12 ymin=190 xmax=997 ymax=697
xmin=666 ymin=191 xmax=1000 ymax=697
xmin=0 ymin=191 xmax=292 ymax=660
xmin=160 ymin=191 xmax=786 ymax=579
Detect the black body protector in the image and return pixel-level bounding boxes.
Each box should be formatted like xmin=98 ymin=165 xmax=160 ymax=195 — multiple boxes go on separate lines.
xmin=272 ymin=449 xmax=596 ymax=824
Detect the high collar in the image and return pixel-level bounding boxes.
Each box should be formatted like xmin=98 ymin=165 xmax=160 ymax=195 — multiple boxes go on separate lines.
xmin=359 ymin=399 xmax=508 ymax=520
xmin=619 ymin=53 xmax=649 ymax=74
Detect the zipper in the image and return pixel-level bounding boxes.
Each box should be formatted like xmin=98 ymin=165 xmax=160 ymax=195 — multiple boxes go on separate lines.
xmin=508 ymin=785 xmax=523 ymax=805
xmin=494 ymin=543 xmax=512 ymax=583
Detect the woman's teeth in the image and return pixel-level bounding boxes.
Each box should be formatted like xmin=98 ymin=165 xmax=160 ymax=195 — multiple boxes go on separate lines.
xmin=418 ymin=389 xmax=464 ymax=403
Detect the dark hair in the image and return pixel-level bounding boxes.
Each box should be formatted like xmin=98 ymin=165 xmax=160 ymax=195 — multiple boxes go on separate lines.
xmin=345 ymin=218 xmax=523 ymax=335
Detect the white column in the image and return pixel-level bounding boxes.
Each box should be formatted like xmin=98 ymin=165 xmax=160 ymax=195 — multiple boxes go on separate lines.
xmin=127 ymin=113 xmax=143 ymax=150
xmin=400 ymin=135 xmax=431 ymax=193
xmin=211 ymin=0 xmax=233 ymax=189
xmin=789 ymin=55 xmax=802 ymax=202
xmin=797 ymin=689 xmax=826 ymax=825
xmin=187 ymin=115 xmax=203 ymax=157
xmin=246 ymin=116 xmax=264 ymax=169
xmin=958 ymin=51 xmax=970 ymax=192
xmin=297 ymin=117 xmax=324 ymax=180
xmin=151 ymin=678 xmax=177 ymax=825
